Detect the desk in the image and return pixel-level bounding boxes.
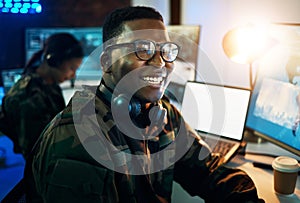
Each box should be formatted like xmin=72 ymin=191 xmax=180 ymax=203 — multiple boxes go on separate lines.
xmin=228 ymin=154 xmax=300 ymax=203
xmin=172 ymin=141 xmax=300 ymax=203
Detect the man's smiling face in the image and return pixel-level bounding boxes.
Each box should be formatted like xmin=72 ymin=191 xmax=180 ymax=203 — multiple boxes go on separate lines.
xmin=105 ymin=19 xmax=176 ymax=103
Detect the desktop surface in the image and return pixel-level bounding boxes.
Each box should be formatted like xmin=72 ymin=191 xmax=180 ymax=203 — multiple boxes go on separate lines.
xmin=228 ymin=154 xmax=300 ymax=203
xmin=224 ymin=141 xmax=300 ymax=203
xmin=172 ymin=141 xmax=300 ymax=203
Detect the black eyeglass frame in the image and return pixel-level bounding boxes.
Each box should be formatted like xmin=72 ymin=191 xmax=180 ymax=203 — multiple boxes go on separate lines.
xmin=104 ymin=39 xmax=180 ymax=63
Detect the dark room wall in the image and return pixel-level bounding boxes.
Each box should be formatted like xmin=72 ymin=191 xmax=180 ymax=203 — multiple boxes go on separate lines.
xmin=0 ymin=0 xmax=130 ymax=71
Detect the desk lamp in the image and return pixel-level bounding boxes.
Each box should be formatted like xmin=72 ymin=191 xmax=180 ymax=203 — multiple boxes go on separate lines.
xmin=222 ymin=23 xmax=269 ymax=89
xmin=222 ymin=23 xmax=268 ymax=142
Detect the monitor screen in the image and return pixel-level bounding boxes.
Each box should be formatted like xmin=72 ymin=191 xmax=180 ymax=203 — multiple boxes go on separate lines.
xmin=246 ymin=23 xmax=300 ymax=157
xmin=0 ymin=86 xmax=4 ymax=106
xmin=181 ymin=81 xmax=251 ymax=140
xmin=1 ymin=68 xmax=23 ymax=93
xmin=25 ymin=27 xmax=103 ymax=81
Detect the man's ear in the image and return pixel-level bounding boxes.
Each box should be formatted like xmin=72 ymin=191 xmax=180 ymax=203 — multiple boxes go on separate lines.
xmin=100 ymin=52 xmax=111 ymax=73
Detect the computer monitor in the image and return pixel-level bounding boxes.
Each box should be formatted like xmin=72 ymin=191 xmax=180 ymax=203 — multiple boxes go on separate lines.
xmin=246 ymin=23 xmax=300 ymax=157
xmin=25 ymin=27 xmax=103 ymax=81
xmin=1 ymin=68 xmax=23 ymax=93
xmin=0 ymin=86 xmax=4 ymax=106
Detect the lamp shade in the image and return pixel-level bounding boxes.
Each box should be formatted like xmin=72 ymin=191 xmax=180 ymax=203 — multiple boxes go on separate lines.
xmin=223 ymin=23 xmax=268 ymax=64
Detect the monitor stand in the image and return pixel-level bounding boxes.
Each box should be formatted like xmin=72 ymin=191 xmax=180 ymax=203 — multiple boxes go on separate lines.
xmin=243 ymin=128 xmax=266 ymax=143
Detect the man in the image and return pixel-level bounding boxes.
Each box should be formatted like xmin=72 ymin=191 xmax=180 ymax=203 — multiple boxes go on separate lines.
xmin=29 ymin=6 xmax=264 ymax=203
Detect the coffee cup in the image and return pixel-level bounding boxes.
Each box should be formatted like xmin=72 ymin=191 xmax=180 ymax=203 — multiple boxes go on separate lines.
xmin=272 ymin=156 xmax=299 ymax=195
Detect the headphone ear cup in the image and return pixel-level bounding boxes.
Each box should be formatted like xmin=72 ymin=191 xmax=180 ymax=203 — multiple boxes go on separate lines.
xmin=113 ymin=94 xmax=141 ymax=119
xmin=100 ymin=83 xmax=142 ymax=119
xmin=45 ymin=53 xmax=58 ymax=67
xmin=100 ymin=52 xmax=111 ymax=72
xmin=129 ymin=97 xmax=142 ymax=119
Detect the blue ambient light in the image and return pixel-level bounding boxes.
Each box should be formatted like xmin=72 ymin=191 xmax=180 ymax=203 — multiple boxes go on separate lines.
xmin=0 ymin=0 xmax=42 ymax=14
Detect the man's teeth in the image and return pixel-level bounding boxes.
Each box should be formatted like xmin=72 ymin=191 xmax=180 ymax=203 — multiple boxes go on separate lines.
xmin=143 ymin=76 xmax=163 ymax=84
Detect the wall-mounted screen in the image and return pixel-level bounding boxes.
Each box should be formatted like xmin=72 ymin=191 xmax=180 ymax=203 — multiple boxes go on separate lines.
xmin=246 ymin=23 xmax=300 ymax=157
xmin=25 ymin=27 xmax=103 ymax=81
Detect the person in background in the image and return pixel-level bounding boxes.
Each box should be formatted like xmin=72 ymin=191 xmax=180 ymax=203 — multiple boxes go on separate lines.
xmin=28 ymin=6 xmax=264 ymax=203
xmin=1 ymin=33 xmax=84 ymax=159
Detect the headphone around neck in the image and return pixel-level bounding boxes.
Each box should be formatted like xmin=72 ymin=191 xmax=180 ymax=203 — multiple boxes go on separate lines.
xmin=99 ymin=82 xmax=142 ymax=119
xmin=99 ymin=82 xmax=167 ymax=128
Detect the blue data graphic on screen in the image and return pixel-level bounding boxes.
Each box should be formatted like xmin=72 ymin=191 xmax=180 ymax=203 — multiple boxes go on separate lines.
xmin=246 ymin=23 xmax=300 ymax=156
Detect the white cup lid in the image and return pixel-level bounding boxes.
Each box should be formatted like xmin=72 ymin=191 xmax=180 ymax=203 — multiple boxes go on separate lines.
xmin=272 ymin=156 xmax=300 ymax=173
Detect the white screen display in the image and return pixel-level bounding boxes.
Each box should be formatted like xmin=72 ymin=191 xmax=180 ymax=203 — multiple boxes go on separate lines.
xmin=181 ymin=82 xmax=251 ymax=140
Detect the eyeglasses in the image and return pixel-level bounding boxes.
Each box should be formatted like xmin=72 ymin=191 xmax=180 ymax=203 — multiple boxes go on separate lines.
xmin=105 ymin=39 xmax=180 ymax=62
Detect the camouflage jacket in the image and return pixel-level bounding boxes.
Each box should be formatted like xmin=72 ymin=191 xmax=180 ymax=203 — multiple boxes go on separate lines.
xmin=2 ymin=73 xmax=65 ymax=158
xmin=30 ymin=85 xmax=262 ymax=203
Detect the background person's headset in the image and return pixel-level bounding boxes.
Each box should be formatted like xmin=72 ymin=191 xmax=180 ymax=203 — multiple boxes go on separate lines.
xmin=44 ymin=43 xmax=83 ymax=67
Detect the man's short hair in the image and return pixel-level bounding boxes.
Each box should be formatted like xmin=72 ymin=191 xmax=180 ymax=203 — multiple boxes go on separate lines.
xmin=102 ymin=6 xmax=164 ymax=43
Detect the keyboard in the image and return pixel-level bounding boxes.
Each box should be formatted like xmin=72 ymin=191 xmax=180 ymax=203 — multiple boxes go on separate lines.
xmin=203 ymin=136 xmax=236 ymax=156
